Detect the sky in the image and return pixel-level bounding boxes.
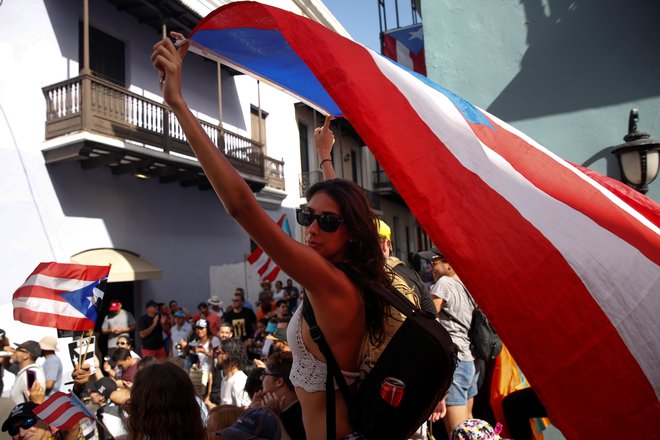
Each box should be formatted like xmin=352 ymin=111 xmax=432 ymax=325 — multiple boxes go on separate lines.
xmin=323 ymin=0 xmax=419 ymax=52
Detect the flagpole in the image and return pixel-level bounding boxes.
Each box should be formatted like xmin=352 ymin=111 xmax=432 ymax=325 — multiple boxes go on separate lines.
xmin=78 ymin=329 xmax=93 ymax=370
xmin=243 ymin=253 xmax=249 ymax=300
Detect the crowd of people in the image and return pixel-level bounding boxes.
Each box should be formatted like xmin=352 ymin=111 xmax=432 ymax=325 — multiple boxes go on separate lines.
xmin=0 ymin=280 xmax=307 ymax=439
xmin=0 ymin=33 xmax=532 ymax=440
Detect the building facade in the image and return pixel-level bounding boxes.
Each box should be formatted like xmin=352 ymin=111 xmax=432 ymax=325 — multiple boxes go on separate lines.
xmin=0 ymin=0 xmax=426 ymax=359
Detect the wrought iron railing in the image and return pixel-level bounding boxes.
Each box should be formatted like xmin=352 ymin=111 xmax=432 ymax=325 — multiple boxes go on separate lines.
xmin=372 ymin=168 xmax=393 ymax=189
xmin=265 ymin=157 xmax=285 ymax=191
xmin=299 ymin=170 xmax=324 ymax=197
xmin=42 ymin=74 xmax=284 ymax=187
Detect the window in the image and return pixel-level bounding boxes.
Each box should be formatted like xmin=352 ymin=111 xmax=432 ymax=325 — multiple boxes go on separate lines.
xmin=251 ymin=106 xmax=268 ymax=147
xmin=79 ymin=24 xmax=125 ymax=86
xmin=298 ymin=122 xmax=310 ymax=173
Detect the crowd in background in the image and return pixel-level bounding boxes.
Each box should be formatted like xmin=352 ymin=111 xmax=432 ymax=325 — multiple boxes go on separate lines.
xmin=0 ymin=279 xmax=307 ymax=439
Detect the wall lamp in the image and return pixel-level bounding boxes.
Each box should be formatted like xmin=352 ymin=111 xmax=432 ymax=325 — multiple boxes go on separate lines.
xmin=611 ymin=109 xmax=660 ymax=194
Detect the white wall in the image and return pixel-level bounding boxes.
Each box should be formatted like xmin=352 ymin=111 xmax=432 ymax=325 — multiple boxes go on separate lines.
xmin=0 ymin=0 xmax=311 ymax=340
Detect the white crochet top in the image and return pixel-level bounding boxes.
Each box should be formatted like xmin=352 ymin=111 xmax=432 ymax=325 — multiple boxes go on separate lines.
xmin=287 ymin=303 xmax=361 ymax=392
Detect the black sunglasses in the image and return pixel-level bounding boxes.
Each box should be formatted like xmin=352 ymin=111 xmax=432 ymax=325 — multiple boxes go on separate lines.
xmin=8 ymin=417 xmax=38 ymax=435
xmin=296 ymin=209 xmax=344 ymax=233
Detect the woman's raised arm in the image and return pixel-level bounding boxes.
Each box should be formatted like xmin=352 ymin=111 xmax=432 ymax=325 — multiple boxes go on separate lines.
xmin=151 ymin=34 xmax=356 ymax=307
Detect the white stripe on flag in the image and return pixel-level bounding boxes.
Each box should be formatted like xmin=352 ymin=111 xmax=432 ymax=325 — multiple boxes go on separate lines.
xmin=371 ymin=50 xmax=660 ymax=397
xmin=12 ymin=297 xmax=87 ymax=319
xmin=485 ymin=110 xmax=660 ymax=234
xmin=49 ymin=406 xmax=86 ymax=429
xmin=250 ymin=249 xmax=275 ymax=280
xmin=395 ymin=40 xmax=413 ymax=70
xmin=22 ymin=274 xmax=94 ymax=292
xmin=36 ymin=395 xmax=69 ymax=419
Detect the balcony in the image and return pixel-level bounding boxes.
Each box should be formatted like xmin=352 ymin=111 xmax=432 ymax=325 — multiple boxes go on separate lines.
xmin=42 ymin=73 xmax=284 ymax=192
xmin=372 ymin=168 xmax=405 ymax=205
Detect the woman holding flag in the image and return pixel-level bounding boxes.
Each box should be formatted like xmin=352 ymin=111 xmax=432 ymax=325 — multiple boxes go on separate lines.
xmin=152 ymin=33 xmax=388 ymax=439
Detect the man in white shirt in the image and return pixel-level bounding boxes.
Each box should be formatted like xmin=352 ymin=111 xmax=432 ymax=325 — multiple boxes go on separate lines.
xmin=218 ymin=338 xmax=251 ymax=408
xmin=2 ymin=340 xmax=46 ymax=404
xmin=171 ymin=310 xmax=193 ymax=371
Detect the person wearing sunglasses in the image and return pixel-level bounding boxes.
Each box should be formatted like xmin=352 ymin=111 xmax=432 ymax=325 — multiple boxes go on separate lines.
xmin=153 ymin=35 xmax=388 ymax=440
xmin=1 ymin=402 xmax=58 ymax=439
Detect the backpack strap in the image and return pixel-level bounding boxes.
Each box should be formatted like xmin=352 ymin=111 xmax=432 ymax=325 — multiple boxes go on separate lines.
xmin=302 ymin=294 xmax=354 ymax=439
xmin=439 ymin=279 xmax=476 ymax=331
xmin=334 ymin=262 xmax=422 ymax=319
xmin=301 ymin=262 xmax=426 ymax=438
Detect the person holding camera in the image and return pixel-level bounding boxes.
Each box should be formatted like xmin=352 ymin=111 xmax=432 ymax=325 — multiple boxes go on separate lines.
xmin=137 ymin=300 xmax=166 ymax=359
xmin=180 ymin=319 xmax=220 ymax=391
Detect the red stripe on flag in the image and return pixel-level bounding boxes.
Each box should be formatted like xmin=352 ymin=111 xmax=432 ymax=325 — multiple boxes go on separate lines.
xmin=382 ymin=34 xmax=397 ymax=62
xmin=263 ymin=266 xmax=280 ymax=283
xmin=35 ymin=392 xmax=90 ymax=430
xmin=251 ymin=8 xmax=657 ymax=437
xmin=190 ymin=5 xmax=660 ymax=436
xmin=247 ymin=247 xmax=263 ymax=264
xmin=12 ymin=285 xmax=70 ymax=301
xmin=572 ymin=162 xmax=660 ymax=228
xmin=13 ymin=308 xmax=95 ymax=331
xmin=471 ymin=119 xmax=660 ymax=263
xmin=28 ymin=262 xmax=110 ymax=282
xmin=257 ymin=258 xmax=272 ymax=277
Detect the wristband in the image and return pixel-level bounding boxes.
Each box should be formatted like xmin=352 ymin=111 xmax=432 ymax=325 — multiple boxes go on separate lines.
xmin=319 ymin=159 xmax=332 ymax=169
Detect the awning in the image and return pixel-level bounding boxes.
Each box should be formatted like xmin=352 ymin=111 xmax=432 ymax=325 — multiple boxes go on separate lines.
xmin=70 ymin=248 xmax=162 ymax=282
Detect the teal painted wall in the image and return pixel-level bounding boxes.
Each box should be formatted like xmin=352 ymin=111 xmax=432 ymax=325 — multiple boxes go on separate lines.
xmin=422 ymin=0 xmax=660 ymax=200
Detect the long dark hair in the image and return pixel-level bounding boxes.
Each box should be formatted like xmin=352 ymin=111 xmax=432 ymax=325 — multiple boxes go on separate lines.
xmin=221 ymin=337 xmax=249 ymax=371
xmin=306 ymin=178 xmax=389 ymax=346
xmin=124 ymin=361 xmax=206 ymax=440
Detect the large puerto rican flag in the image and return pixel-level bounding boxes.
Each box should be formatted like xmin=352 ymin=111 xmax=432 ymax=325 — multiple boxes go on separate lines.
xmin=13 ymin=262 xmax=110 ymax=331
xmin=187 ymin=2 xmax=659 ymax=438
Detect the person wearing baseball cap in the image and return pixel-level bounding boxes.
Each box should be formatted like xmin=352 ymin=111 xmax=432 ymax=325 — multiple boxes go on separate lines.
xmin=39 ymin=336 xmax=62 ymax=396
xmin=1 ymin=402 xmax=55 ymax=438
xmin=419 ymin=245 xmax=480 ymax=434
xmin=6 ymin=341 xmax=46 ymax=404
xmin=89 ymin=377 xmax=127 ymax=439
xmin=171 ymin=309 xmax=193 ymax=371
xmin=101 ymin=300 xmax=136 ymax=354
xmin=217 ymin=407 xmax=282 ymax=440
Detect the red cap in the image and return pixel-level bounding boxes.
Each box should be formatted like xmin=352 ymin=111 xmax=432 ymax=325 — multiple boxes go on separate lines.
xmin=109 ymin=301 xmax=121 ymax=312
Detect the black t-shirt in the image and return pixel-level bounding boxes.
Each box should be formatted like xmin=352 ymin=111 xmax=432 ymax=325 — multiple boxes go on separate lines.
xmin=138 ymin=314 xmax=163 ymax=349
xmin=284 ymin=286 xmax=300 ymax=308
xmin=280 ymin=401 xmax=306 ymax=440
xmin=223 ymin=307 xmax=257 ymax=340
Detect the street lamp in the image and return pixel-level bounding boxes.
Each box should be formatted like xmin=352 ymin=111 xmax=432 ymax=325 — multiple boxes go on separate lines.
xmin=611 ymin=109 xmax=660 ymax=194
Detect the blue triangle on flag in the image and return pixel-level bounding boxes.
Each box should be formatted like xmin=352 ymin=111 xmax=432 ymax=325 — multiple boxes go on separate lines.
xmin=59 ymin=280 xmax=103 ymax=323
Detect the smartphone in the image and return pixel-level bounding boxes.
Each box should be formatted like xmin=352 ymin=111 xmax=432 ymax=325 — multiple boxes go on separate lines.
xmin=26 ymin=369 xmax=36 ymax=389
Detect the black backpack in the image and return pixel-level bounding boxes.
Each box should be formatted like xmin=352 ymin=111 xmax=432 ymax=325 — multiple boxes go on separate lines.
xmin=302 ymin=263 xmax=456 ymax=439
xmin=442 ymin=282 xmax=502 ymax=361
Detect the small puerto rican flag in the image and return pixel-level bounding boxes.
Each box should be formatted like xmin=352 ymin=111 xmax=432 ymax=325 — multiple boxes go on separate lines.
xmin=247 ymin=214 xmax=291 ymax=283
xmin=12 ymin=262 xmax=110 ymax=331
xmin=382 ymin=23 xmax=426 ymax=76
xmin=34 ymin=391 xmax=95 ymax=431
